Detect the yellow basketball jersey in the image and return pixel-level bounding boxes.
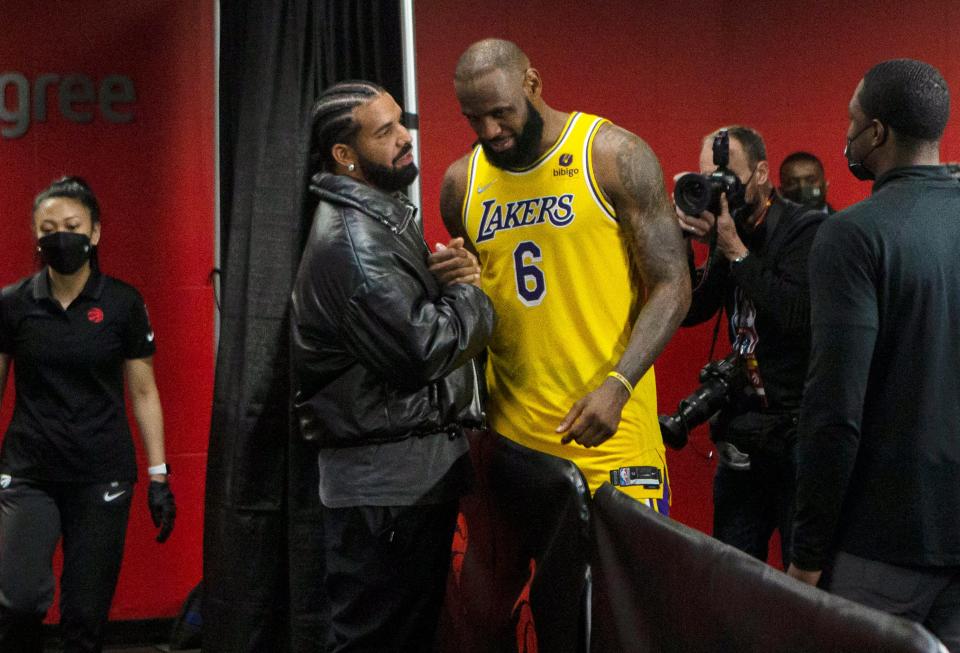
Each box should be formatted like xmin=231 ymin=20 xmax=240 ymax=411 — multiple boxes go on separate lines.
xmin=462 ymin=112 xmax=666 ymax=501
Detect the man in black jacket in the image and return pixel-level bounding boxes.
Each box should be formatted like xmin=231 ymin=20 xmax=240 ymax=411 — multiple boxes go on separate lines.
xmin=788 ymin=59 xmax=960 ymax=652
xmin=677 ymin=126 xmax=824 ymax=566
xmin=291 ymin=80 xmax=495 ymax=652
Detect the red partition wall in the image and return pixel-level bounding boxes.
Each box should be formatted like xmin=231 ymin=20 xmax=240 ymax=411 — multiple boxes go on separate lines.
xmin=0 ymin=1 xmax=214 ymax=620
xmin=414 ymin=0 xmax=960 ymax=534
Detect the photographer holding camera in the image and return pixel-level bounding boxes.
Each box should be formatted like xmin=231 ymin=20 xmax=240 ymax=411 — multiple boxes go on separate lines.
xmin=674 ymin=126 xmax=825 ymax=565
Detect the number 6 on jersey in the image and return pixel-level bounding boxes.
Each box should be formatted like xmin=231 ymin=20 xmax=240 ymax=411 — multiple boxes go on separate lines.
xmin=513 ymin=241 xmax=545 ymax=306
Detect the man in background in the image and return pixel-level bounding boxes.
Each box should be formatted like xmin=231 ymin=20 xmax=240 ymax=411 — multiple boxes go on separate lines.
xmin=779 ymin=151 xmax=834 ymax=213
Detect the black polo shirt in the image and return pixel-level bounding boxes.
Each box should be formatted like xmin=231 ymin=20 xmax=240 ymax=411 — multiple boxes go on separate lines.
xmin=0 ymin=270 xmax=155 ymax=482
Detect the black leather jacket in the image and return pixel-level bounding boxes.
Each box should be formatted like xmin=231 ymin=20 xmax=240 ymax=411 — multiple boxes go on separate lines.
xmin=291 ymin=173 xmax=494 ymax=448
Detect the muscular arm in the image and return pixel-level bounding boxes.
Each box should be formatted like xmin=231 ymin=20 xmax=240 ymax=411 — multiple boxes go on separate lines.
xmin=124 ymin=357 xmax=168 ymax=482
xmin=594 ymin=123 xmax=691 ymax=385
xmin=428 ymin=155 xmax=484 ymax=286
xmin=557 ymin=124 xmax=691 ymax=446
xmin=439 ymin=155 xmax=475 ymax=254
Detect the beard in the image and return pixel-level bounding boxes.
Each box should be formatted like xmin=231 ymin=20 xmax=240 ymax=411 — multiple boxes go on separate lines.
xmin=358 ymin=143 xmax=419 ymax=193
xmin=479 ymin=100 xmax=545 ymax=170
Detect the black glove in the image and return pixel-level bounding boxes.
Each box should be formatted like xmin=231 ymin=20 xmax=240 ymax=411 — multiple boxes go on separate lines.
xmin=148 ymin=480 xmax=176 ymax=543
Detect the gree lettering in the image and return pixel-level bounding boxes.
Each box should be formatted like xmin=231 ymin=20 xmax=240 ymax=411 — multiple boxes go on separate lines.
xmin=0 ymin=71 xmax=136 ymax=139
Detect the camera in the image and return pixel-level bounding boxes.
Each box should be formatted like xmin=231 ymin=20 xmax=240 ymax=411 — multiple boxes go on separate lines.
xmin=658 ymin=352 xmax=745 ymax=450
xmin=674 ymin=130 xmax=747 ymax=218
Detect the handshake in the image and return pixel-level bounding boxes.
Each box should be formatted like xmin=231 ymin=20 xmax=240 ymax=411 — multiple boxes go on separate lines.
xmin=427 ymin=237 xmax=481 ymax=288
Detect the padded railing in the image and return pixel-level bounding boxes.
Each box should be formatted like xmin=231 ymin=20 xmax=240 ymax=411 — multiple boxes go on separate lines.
xmin=591 ymin=482 xmax=945 ymax=653
xmin=441 ymin=430 xmax=945 ymax=653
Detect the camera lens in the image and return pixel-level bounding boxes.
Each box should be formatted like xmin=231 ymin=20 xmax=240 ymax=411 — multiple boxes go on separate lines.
xmin=658 ymin=414 xmax=689 ymax=450
xmin=657 ymin=353 xmax=744 ymax=450
xmin=674 ymin=173 xmax=712 ymax=216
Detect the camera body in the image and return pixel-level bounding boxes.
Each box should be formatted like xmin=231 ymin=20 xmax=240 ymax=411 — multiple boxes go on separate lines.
xmin=674 ymin=130 xmax=748 ymax=218
xmin=658 ymin=351 xmax=745 ymax=450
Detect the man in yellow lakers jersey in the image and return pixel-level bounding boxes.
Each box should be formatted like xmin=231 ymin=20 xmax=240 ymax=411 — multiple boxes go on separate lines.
xmin=433 ymin=39 xmax=690 ymax=512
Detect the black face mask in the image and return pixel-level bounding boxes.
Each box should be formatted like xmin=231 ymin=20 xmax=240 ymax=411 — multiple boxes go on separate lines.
xmin=845 ymin=123 xmax=879 ymax=181
xmin=784 ymin=184 xmax=826 ymax=209
xmin=38 ymin=232 xmax=92 ymax=274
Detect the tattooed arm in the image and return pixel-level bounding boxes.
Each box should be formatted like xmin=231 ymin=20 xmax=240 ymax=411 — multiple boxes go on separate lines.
xmin=557 ymin=123 xmax=691 ymax=447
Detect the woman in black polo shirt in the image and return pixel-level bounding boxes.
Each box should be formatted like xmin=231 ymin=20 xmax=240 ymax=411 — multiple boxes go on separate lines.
xmin=0 ymin=177 xmax=176 ymax=653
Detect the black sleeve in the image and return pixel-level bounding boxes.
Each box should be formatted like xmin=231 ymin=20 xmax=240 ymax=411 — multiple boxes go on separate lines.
xmin=339 ymin=273 xmax=495 ymax=391
xmin=123 ymin=291 xmax=157 ymax=359
xmin=729 ymin=210 xmax=823 ymax=334
xmin=790 ymin=218 xmax=878 ymax=571
xmin=0 ymin=287 xmax=14 ymax=354
xmin=0 ymin=295 xmax=13 ymax=354
xmin=682 ymin=245 xmax=728 ymax=327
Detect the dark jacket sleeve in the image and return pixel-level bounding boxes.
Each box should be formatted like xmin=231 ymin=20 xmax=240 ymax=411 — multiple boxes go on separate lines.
xmin=681 ymin=245 xmax=729 ymax=327
xmin=729 ymin=210 xmax=824 ymax=334
xmin=339 ymin=271 xmax=494 ymax=392
xmin=0 ymin=289 xmax=10 ymax=354
xmin=791 ymin=218 xmax=878 ymax=570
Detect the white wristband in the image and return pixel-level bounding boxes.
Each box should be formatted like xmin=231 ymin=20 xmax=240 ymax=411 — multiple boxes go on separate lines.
xmin=148 ymin=463 xmax=168 ymax=476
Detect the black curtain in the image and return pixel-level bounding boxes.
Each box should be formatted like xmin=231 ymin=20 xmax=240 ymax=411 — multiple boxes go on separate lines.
xmin=205 ymin=2 xmax=403 ymax=651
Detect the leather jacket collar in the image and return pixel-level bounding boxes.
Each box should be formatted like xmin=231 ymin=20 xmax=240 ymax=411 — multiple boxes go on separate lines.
xmin=310 ymin=172 xmax=418 ymax=235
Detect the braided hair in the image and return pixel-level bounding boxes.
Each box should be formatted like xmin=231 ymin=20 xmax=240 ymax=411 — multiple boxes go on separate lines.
xmin=310 ymin=80 xmax=384 ymax=173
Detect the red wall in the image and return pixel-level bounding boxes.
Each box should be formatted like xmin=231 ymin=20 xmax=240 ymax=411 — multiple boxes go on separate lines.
xmin=1 ymin=0 xmax=957 ymax=623
xmin=414 ymin=0 xmax=960 ymax=535
xmin=0 ymin=1 xmax=214 ymax=620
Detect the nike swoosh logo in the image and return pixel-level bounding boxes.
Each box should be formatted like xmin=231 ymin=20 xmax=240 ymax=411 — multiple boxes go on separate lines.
xmin=103 ymin=490 xmax=127 ymax=502
xmin=146 ymin=331 xmax=155 ymax=342
xmin=477 ymin=179 xmax=498 ymax=194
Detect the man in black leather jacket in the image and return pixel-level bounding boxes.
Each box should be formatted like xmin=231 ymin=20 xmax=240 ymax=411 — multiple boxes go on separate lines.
xmin=291 ymin=80 xmax=494 ymax=652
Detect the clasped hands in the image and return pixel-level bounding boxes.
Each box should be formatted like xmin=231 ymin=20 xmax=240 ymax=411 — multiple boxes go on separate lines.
xmin=426 ymin=237 xmax=481 ymax=287
xmin=427 ymin=237 xmax=628 ymax=448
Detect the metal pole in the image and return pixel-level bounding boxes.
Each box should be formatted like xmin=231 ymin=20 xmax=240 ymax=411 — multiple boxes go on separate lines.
xmin=213 ymin=0 xmax=221 ymax=357
xmin=400 ymin=0 xmax=422 ymax=222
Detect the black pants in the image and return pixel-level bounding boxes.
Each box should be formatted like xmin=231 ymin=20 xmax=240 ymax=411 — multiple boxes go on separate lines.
xmin=825 ymin=551 xmax=960 ymax=653
xmin=322 ymin=500 xmax=459 ymax=653
xmin=0 ymin=476 xmax=133 ymax=653
xmin=713 ymin=443 xmax=796 ymax=566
